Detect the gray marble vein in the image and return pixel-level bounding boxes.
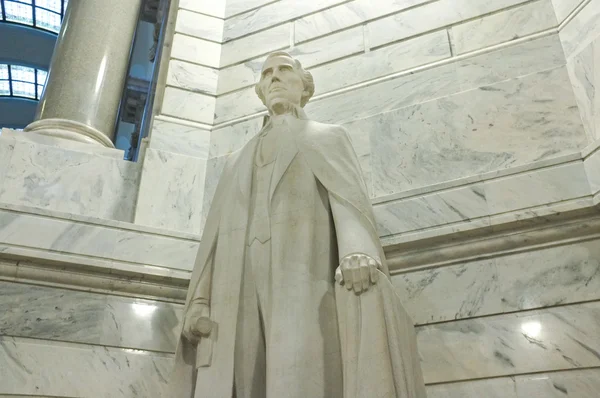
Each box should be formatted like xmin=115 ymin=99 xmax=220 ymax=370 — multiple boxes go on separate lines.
xmin=220 ymin=23 xmax=290 ymax=67
xmin=369 ymin=66 xmax=586 ymax=195
xmin=178 ymin=0 xmax=225 ymax=18
xmin=166 ymin=60 xmax=219 ymax=96
xmin=0 ymin=336 xmax=173 ymax=397
xmin=148 ymin=119 xmax=211 ymax=159
xmin=161 ymin=87 xmax=216 ymax=125
xmin=393 ymin=238 xmax=600 ymax=325
xmin=225 ymin=0 xmax=277 ymax=18
xmin=171 ymin=34 xmax=221 ymax=68
xmin=559 ymin=0 xmax=600 ymax=58
xmin=209 ymin=117 xmax=263 ymax=158
xmin=174 ymin=9 xmax=224 ymax=42
xmin=417 ymin=301 xmax=600 ymax=383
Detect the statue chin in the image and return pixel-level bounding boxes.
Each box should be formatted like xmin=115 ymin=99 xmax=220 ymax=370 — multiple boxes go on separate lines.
xmin=268 ymin=98 xmax=299 ymax=115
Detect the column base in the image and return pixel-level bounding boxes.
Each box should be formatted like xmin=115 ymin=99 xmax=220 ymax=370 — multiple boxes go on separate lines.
xmin=25 ymin=118 xmax=115 ymax=148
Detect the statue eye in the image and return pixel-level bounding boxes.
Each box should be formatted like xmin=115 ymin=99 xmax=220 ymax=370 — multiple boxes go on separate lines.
xmin=262 ymin=69 xmax=272 ymax=78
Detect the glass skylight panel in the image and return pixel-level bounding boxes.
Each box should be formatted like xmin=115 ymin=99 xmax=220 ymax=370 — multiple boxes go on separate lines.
xmin=35 ymin=7 xmax=60 ymax=32
xmin=37 ymin=84 xmax=44 ymax=98
xmin=10 ymin=65 xmax=35 ymax=83
xmin=0 ymin=81 xmax=9 ymax=96
xmin=12 ymin=81 xmax=36 ymax=98
xmin=4 ymin=1 xmax=34 ymax=25
xmin=37 ymin=69 xmax=48 ymax=85
xmin=36 ymin=0 xmax=61 ymax=12
xmin=0 ymin=65 xmax=8 ymax=80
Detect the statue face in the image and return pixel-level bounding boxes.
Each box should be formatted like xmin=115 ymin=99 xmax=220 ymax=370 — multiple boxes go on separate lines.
xmin=258 ymin=55 xmax=307 ymax=114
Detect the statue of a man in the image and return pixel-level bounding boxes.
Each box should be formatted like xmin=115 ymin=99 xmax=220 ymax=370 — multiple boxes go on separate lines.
xmin=170 ymin=52 xmax=426 ymax=398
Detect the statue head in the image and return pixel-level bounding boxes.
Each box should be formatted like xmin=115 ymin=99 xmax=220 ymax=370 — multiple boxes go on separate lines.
xmin=255 ymin=52 xmax=315 ymax=115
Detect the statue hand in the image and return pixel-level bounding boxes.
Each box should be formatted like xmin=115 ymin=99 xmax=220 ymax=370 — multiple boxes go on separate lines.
xmin=182 ymin=302 xmax=213 ymax=345
xmin=335 ymin=253 xmax=381 ymax=294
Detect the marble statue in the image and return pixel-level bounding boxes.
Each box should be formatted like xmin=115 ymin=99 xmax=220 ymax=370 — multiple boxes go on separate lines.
xmin=170 ymin=51 xmax=426 ymax=398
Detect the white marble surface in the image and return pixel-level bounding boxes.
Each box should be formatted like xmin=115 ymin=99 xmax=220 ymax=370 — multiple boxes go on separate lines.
xmin=418 ymin=301 xmax=600 ymax=383
xmin=585 ymin=146 xmax=600 ymax=195
xmin=175 ymin=9 xmax=223 ymax=42
xmin=217 ymin=55 xmax=268 ymax=94
xmin=223 ymin=0 xmax=347 ymax=40
xmin=0 ymin=336 xmax=173 ymax=397
xmin=567 ymin=34 xmax=600 ymax=141
xmin=0 ymin=281 xmax=182 ymax=352
xmin=171 ymin=33 xmax=221 ymax=68
xmin=368 ymin=0 xmax=534 ymax=49
xmin=559 ymin=0 xmax=600 ymax=58
xmin=311 ymin=29 xmax=451 ymax=96
xmin=200 ymin=155 xmax=229 ymax=229
xmin=209 ymin=117 xmax=263 ymax=157
xmin=452 ymin=0 xmax=557 ymax=55
xmin=369 ymin=66 xmax=585 ymax=195
xmin=225 ymin=0 xmax=276 ymax=17
xmin=166 ymin=60 xmax=219 ymax=95
xmin=178 ymin=0 xmax=225 ymax=18
xmin=289 ymin=26 xmax=364 ymax=68
xmin=393 ymin=238 xmax=600 ymax=325
xmin=294 ymin=0 xmax=432 ymax=43
xmin=485 ymin=162 xmax=590 ymax=214
xmin=148 ymin=118 xmax=211 ymax=159
xmin=552 ymin=0 xmax=586 ymax=22
xmin=135 ymin=148 xmax=207 ymax=234
xmin=161 ymin=86 xmax=216 ymax=125
xmin=0 ymin=139 xmax=141 ymax=222
xmin=214 ymin=86 xmax=264 ymax=123
xmin=0 ymin=206 xmax=199 ymax=272
xmin=427 ymin=368 xmax=600 ymax=397
xmin=220 ymin=23 xmax=290 ymax=67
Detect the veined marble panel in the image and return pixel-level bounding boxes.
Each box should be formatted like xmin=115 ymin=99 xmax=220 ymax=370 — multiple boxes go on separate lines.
xmin=374 ymin=183 xmax=488 ymax=236
xmin=220 ymin=23 xmax=290 ymax=67
xmin=516 ymin=368 xmax=600 ymax=397
xmin=392 ymin=238 xmax=600 ymax=325
xmin=225 ymin=0 xmax=277 ymax=17
xmin=148 ymin=118 xmax=211 ymax=159
xmin=0 ymin=135 xmax=15 ymax=189
xmin=223 ymin=0 xmax=348 ymax=40
xmin=178 ymin=0 xmax=225 ymax=18
xmin=485 ymin=161 xmax=590 ymax=214
xmin=427 ymin=369 xmax=600 ymax=398
xmin=166 ymin=60 xmax=218 ymax=95
xmin=171 ymin=33 xmax=221 ymax=68
xmin=214 ymin=86 xmax=264 ymax=124
xmin=370 ymin=66 xmax=586 ymax=195
xmin=217 ymin=56 xmax=267 ymax=95
xmin=289 ymin=26 xmax=364 ymax=68
xmin=452 ymin=0 xmax=557 ymax=55
xmin=161 ymin=87 xmax=216 ymax=125
xmin=294 ymin=0 xmax=434 ymax=43
xmin=418 ymin=301 xmax=600 ymax=383
xmin=559 ymin=0 xmax=600 ymax=58
xmin=135 ymin=149 xmax=207 ymax=234
xmin=552 ymin=0 xmax=586 ymax=22
xmin=0 ymin=336 xmax=173 ymax=397
xmin=0 ymin=140 xmax=140 ymax=222
xmin=456 ymin=33 xmax=566 ymax=92
xmin=209 ymin=117 xmax=264 ymax=158
xmin=0 ymin=206 xmax=199 ymax=272
xmin=567 ymin=34 xmax=600 ymax=141
xmin=311 ymin=30 xmax=451 ymax=96
xmin=305 ymin=61 xmax=460 ymax=125
xmin=368 ymin=0 xmax=531 ymax=49
xmin=0 ymin=281 xmax=182 ymax=352
xmin=175 ymin=9 xmax=223 ymax=42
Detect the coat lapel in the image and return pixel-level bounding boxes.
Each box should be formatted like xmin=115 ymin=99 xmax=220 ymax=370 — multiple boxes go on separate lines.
xmin=235 ymin=134 xmax=260 ymax=203
xmin=269 ymin=124 xmax=299 ymax=203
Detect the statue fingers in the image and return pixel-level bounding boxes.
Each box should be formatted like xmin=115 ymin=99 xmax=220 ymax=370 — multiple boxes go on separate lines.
xmin=368 ymin=258 xmax=379 ymax=284
xmin=335 ymin=266 xmax=343 ymax=284
xmin=359 ymin=256 xmax=370 ymax=292
xmin=341 ymin=258 xmax=353 ymax=290
xmin=350 ymin=255 xmax=362 ymax=294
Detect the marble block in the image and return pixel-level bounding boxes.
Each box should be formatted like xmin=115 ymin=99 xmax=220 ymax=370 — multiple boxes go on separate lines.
xmin=567 ymin=34 xmax=600 ymax=141
xmin=135 ymin=148 xmax=207 ymax=234
xmin=171 ymin=33 xmax=221 ymax=68
xmin=289 ymin=26 xmax=365 ymax=69
xmin=225 ymin=0 xmax=275 ymax=17
xmin=161 ymin=86 xmax=216 ymax=125
xmin=451 ymin=0 xmax=557 ymax=55
xmin=209 ymin=117 xmax=264 ymax=158
xmin=178 ymin=0 xmax=225 ymax=19
xmin=584 ymin=145 xmax=600 ymax=195
xmin=370 ymin=66 xmax=586 ymax=195
xmin=175 ymin=9 xmax=224 ymax=42
xmin=552 ymin=0 xmax=586 ymax=22
xmin=148 ymin=118 xmax=211 ymax=159
xmin=559 ymin=0 xmax=600 ymax=58
xmin=166 ymin=60 xmax=219 ymax=96
xmin=0 ymin=137 xmax=140 ymax=222
xmin=220 ymin=23 xmax=290 ymax=67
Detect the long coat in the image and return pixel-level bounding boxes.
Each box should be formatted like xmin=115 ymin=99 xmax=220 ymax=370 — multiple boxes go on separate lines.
xmin=169 ymin=114 xmax=426 ymax=398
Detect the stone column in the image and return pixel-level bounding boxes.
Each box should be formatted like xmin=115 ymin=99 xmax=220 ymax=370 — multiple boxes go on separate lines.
xmin=25 ymin=0 xmax=143 ymax=147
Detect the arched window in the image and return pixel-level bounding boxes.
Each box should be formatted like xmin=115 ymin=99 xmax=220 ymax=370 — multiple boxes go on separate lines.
xmin=0 ymin=63 xmax=47 ymax=100
xmin=0 ymin=0 xmax=69 ymax=33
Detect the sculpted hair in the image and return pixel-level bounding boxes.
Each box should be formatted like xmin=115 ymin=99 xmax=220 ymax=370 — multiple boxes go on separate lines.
xmin=255 ymin=51 xmax=315 ymax=107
